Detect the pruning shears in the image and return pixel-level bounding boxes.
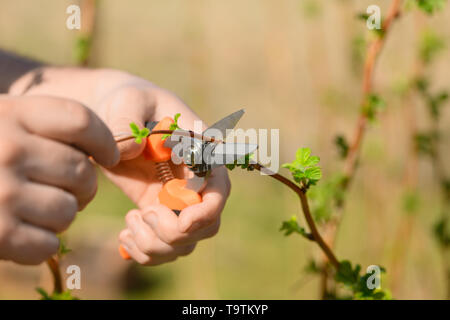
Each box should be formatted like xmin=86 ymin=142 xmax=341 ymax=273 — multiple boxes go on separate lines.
xmin=119 ymin=109 xmax=257 ymax=259
xmin=148 ymin=109 xmax=258 ymax=213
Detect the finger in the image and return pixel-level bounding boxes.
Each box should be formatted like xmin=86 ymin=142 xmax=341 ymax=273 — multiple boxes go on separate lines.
xmin=119 ymin=229 xmax=151 ymax=265
xmin=119 ymin=227 xmax=193 ymax=266
xmin=14 ymin=182 xmax=78 ymax=233
xmin=140 ymin=204 xmax=192 ymax=246
xmin=12 ymin=95 xmax=119 ymax=167
xmin=126 ymin=209 xmax=195 ymax=257
xmin=23 ymin=134 xmax=97 ymax=209
xmin=2 ymin=221 xmax=59 ymax=265
xmin=178 ymin=167 xmax=230 ymax=233
xmin=100 ymin=87 xmax=155 ymax=160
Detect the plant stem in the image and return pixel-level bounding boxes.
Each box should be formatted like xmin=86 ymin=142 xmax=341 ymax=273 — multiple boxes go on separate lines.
xmin=46 ymin=256 xmax=63 ymax=294
xmin=249 ymin=163 xmax=340 ymax=269
xmin=344 ymin=0 xmax=402 ymax=183
xmin=114 ymin=129 xmax=222 ymax=144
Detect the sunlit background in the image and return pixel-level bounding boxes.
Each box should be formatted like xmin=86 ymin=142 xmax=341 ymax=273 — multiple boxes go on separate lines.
xmin=0 ymin=0 xmax=449 ymax=299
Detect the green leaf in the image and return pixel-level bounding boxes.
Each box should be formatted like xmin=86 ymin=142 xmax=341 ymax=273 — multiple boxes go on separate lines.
xmin=416 ymin=0 xmax=447 ymax=14
xmin=130 ymin=122 xmax=140 ymax=136
xmin=402 ymin=190 xmax=420 ymax=215
xmin=129 ymin=123 xmax=150 ymax=144
xmin=362 ymin=94 xmax=386 ymax=121
xmin=283 ymin=148 xmax=322 ymax=188
xmin=73 ymin=35 xmax=92 ymax=65
xmin=434 ymin=217 xmax=450 ymax=247
xmin=414 ymin=131 xmax=437 ymax=156
xmin=419 ymin=29 xmax=446 ymax=64
xmin=36 ymin=287 xmax=51 ymax=300
xmin=58 ymin=237 xmax=72 ymax=257
xmin=304 ymin=259 xmax=322 ymax=274
xmin=161 ymin=113 xmax=182 ymax=140
xmin=335 ymin=260 xmax=361 ymax=286
xmin=225 ymin=153 xmax=255 ymax=171
xmin=296 ymin=148 xmax=312 ymax=166
xmin=334 ymin=135 xmax=349 ymax=159
xmin=279 ymin=216 xmax=310 ymax=239
xmin=36 ymin=288 xmax=79 ymax=300
xmin=305 ymin=167 xmax=322 ymax=181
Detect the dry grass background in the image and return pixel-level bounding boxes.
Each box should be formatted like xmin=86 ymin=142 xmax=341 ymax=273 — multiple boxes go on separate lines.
xmin=0 ymin=0 xmax=449 ymax=299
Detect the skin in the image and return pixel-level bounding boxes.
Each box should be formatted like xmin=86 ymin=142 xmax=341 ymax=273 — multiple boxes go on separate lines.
xmin=0 ymin=95 xmax=119 ymax=264
xmin=1 ymin=51 xmax=231 ymax=266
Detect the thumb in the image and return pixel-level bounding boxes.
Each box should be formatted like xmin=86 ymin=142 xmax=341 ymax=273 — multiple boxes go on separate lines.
xmin=101 ymin=87 xmax=156 ymax=160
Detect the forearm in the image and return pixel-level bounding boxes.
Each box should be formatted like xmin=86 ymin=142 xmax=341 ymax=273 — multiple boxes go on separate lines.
xmin=9 ymin=65 xmax=144 ymax=107
xmin=4 ymin=51 xmax=202 ymax=130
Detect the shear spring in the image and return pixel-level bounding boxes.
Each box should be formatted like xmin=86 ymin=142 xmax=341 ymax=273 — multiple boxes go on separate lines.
xmin=155 ymin=161 xmax=175 ymax=184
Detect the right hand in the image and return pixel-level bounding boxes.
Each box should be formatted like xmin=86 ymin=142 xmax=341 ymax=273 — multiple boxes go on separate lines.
xmin=0 ymin=95 xmax=119 ymax=265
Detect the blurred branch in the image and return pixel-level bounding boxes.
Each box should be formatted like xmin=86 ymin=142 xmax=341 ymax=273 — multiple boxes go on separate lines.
xmin=319 ymin=0 xmax=404 ymax=299
xmin=344 ymin=0 xmax=402 ymax=182
xmin=75 ymin=0 xmax=98 ymax=66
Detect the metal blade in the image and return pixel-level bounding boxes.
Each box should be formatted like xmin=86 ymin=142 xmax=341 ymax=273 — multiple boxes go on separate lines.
xmin=202 ymin=109 xmax=245 ymax=140
xmin=195 ymin=143 xmax=258 ymax=172
xmin=212 ymin=143 xmax=258 ymax=163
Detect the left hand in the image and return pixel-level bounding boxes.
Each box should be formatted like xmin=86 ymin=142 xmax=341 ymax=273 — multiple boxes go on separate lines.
xmin=95 ymin=83 xmax=231 ymax=265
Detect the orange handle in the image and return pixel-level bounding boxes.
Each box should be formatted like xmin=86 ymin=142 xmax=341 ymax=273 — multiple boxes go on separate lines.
xmin=143 ymin=116 xmax=174 ymax=162
xmin=118 ymin=181 xmax=202 ymax=260
xmin=120 ymin=117 xmax=202 ymax=260
xmin=158 ymin=178 xmax=202 ymax=212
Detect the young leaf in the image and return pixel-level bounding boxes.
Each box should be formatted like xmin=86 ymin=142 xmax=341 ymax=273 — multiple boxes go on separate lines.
xmin=279 ymin=215 xmax=310 ymax=239
xmin=225 ymin=153 xmax=255 ymax=171
xmin=58 ymin=237 xmax=72 ymax=257
xmin=434 ymin=217 xmax=450 ymax=247
xmin=36 ymin=288 xmax=79 ymax=300
xmin=419 ymin=29 xmax=445 ymax=64
xmin=362 ymin=94 xmax=386 ymax=121
xmin=416 ymin=0 xmax=447 ymax=14
xmin=129 ymin=122 xmax=150 ymax=144
xmin=130 ymin=122 xmax=140 ymax=136
xmin=283 ymin=148 xmax=323 ymax=188
xmin=335 ymin=260 xmax=361 ymax=286
xmin=162 ymin=113 xmax=182 ymax=140
xmin=334 ymin=135 xmax=349 ymax=159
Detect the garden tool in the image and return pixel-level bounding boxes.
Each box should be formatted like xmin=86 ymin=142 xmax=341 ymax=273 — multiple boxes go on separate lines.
xmin=119 ymin=109 xmax=257 ymax=259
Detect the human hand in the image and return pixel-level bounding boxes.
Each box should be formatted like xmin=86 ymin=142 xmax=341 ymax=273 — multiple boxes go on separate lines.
xmin=0 ymin=95 xmax=119 ymax=264
xmin=95 ymin=82 xmax=231 ymax=265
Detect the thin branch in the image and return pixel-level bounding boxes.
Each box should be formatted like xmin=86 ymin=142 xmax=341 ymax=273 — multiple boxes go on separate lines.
xmin=114 ymin=130 xmax=221 ymax=144
xmin=319 ymin=0 xmax=403 ymax=298
xmin=240 ymin=163 xmax=340 ymax=269
xmin=46 ymin=256 xmax=63 ymax=294
xmin=343 ymin=0 xmax=402 ymax=183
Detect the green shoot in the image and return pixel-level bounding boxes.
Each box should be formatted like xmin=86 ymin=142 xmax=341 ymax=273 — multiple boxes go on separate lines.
xmin=162 ymin=113 xmax=181 ymax=140
xmin=282 ymin=148 xmax=322 ymax=188
xmin=130 ymin=122 xmax=150 ymax=144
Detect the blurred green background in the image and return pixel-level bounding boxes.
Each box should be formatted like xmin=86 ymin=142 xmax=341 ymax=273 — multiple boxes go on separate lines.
xmin=0 ymin=0 xmax=449 ymax=299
